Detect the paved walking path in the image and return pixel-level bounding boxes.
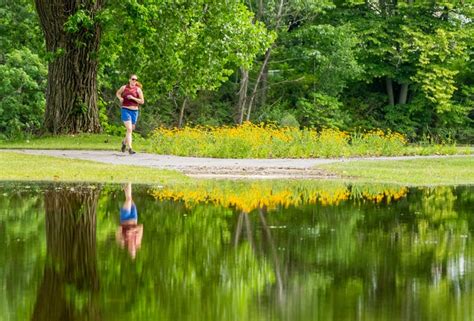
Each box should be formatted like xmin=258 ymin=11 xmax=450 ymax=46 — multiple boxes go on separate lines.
xmin=2 ymin=149 xmax=470 ymax=179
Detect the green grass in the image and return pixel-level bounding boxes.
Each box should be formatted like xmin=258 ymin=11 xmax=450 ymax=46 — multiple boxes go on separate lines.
xmin=319 ymin=156 xmax=474 ymax=186
xmin=0 ymin=134 xmax=133 ymax=151
xmin=0 ymin=152 xmax=188 ymax=184
xmin=0 ymin=151 xmax=472 ymax=186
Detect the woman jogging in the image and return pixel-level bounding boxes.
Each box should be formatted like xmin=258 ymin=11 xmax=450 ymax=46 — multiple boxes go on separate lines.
xmin=116 ymin=74 xmax=144 ymax=154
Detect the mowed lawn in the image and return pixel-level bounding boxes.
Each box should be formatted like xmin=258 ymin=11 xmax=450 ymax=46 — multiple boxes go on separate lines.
xmin=0 ymin=152 xmax=187 ymax=184
xmin=319 ymin=156 xmax=474 ymax=185
xmin=0 ymin=150 xmax=472 ymax=186
xmin=0 ymin=134 xmax=138 ymax=151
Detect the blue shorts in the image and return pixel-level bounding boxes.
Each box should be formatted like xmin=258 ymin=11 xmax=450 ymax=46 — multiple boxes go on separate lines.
xmin=121 ymin=108 xmax=139 ymax=124
xmin=120 ymin=202 xmax=138 ymax=223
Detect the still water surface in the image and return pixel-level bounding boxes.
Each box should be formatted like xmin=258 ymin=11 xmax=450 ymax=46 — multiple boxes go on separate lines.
xmin=0 ymin=181 xmax=473 ymax=321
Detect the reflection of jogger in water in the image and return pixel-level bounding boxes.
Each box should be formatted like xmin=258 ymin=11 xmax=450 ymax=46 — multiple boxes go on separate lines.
xmin=116 ymin=183 xmax=143 ymax=259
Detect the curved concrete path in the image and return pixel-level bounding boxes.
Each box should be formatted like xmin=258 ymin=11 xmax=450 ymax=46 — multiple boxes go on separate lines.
xmin=1 ymin=149 xmax=471 ymax=179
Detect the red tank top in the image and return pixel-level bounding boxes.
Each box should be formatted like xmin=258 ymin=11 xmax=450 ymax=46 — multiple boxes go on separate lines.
xmin=121 ymin=85 xmax=140 ymax=107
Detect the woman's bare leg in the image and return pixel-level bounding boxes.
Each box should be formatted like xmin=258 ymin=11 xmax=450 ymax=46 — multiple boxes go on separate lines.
xmin=124 ymin=121 xmax=133 ymax=149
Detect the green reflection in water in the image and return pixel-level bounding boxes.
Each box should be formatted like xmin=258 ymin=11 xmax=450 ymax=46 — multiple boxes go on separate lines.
xmin=0 ymin=181 xmax=473 ymax=321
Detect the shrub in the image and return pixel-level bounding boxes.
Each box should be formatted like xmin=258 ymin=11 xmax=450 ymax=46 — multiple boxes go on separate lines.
xmin=279 ymin=113 xmax=300 ymax=128
xmin=0 ymin=48 xmax=47 ymax=138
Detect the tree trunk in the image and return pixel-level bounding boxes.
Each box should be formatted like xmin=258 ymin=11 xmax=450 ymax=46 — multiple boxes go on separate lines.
xmin=238 ymin=68 xmax=249 ymax=124
xmin=246 ymin=47 xmax=273 ymax=121
xmin=32 ymin=185 xmax=101 ymax=321
xmin=398 ymin=83 xmax=409 ymax=105
xmin=257 ymin=0 xmax=264 ymax=20
xmin=34 ymin=0 xmax=103 ymax=134
xmin=258 ymin=63 xmax=269 ymax=108
xmin=178 ymin=97 xmax=188 ymax=128
xmin=386 ymin=77 xmax=395 ymax=106
xmin=245 ymin=0 xmax=285 ymax=121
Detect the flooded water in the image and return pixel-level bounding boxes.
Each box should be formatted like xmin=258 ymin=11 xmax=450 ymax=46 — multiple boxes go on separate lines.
xmin=0 ymin=181 xmax=473 ymax=321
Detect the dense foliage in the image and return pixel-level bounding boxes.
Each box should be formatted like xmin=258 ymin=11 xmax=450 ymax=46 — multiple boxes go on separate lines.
xmin=1 ymin=0 xmax=472 ymax=141
xmin=0 ymin=0 xmax=46 ymax=138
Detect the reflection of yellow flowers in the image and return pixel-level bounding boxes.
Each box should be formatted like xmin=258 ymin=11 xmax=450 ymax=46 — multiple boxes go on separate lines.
xmin=150 ymin=182 xmax=408 ymax=212
xmin=151 ymin=122 xmax=408 ymax=158
xmin=361 ymin=187 xmax=408 ymax=204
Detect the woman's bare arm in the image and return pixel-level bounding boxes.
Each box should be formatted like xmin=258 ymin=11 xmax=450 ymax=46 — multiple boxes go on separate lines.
xmin=116 ymin=86 xmax=125 ymax=104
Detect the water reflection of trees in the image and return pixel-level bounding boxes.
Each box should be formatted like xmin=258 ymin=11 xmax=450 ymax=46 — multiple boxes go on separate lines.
xmin=152 ymin=182 xmax=473 ymax=320
xmin=32 ymin=185 xmax=101 ymax=321
xmin=96 ymin=200 xmax=275 ymax=321
xmin=0 ymin=185 xmax=45 ymax=320
xmin=1 ymin=183 xmax=473 ymax=321
xmin=240 ymin=186 xmax=474 ymax=321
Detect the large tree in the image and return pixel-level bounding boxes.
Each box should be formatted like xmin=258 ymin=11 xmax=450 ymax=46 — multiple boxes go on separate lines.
xmin=34 ymin=0 xmax=104 ymax=134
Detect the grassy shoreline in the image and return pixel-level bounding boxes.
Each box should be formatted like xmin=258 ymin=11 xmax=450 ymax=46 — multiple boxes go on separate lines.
xmin=0 ymin=152 xmax=188 ymax=185
xmin=318 ymin=156 xmax=474 ymax=186
xmin=0 ymin=151 xmax=472 ymax=186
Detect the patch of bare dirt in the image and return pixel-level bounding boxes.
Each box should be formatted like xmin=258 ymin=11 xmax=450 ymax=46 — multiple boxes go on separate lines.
xmin=182 ymin=166 xmax=340 ymax=179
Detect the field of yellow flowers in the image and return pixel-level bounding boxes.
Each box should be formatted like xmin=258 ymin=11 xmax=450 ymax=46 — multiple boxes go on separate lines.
xmin=150 ymin=122 xmax=458 ymax=158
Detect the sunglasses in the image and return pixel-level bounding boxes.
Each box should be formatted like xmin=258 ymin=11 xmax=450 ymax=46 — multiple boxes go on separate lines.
xmin=131 ymin=78 xmax=138 ymax=81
